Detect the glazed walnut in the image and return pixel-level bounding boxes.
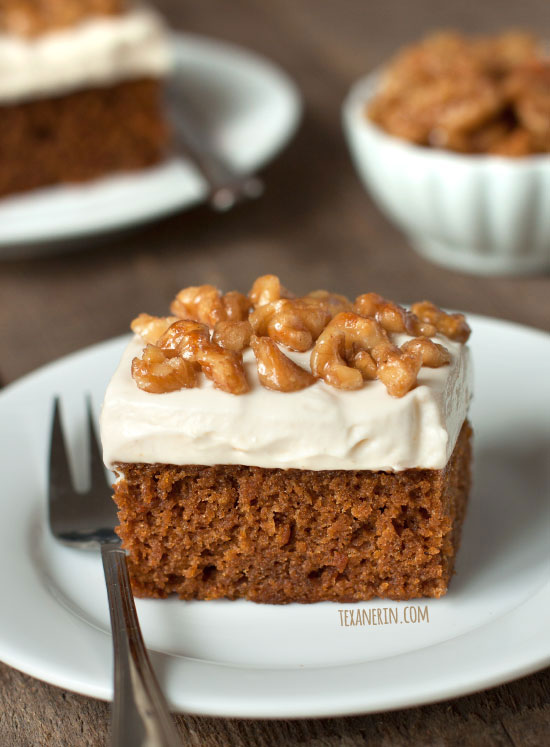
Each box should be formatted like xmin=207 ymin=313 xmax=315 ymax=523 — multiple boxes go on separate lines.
xmin=310 ymin=312 xmax=450 ymax=397
xmin=410 ymin=301 xmax=471 ymax=342
xmin=171 ymin=285 xmax=250 ymax=327
xmin=249 ymin=274 xmax=293 ymax=307
xmin=131 ymin=276 xmax=466 ymax=397
xmin=355 ymin=293 xmax=436 ymax=336
xmin=250 ymin=299 xmax=333 ymax=352
xmin=367 ymin=30 xmax=549 ymax=155
xmin=306 ymin=290 xmax=353 ymax=316
xmin=251 ymin=336 xmax=315 ymax=392
xmin=213 ymin=321 xmax=253 ymax=352
xmin=131 ymin=345 xmax=198 ymax=394
xmin=130 ymin=314 xmax=178 ymax=345
xmin=401 ymin=338 xmax=451 ymax=367
xmin=157 ymin=320 xmax=249 ymax=395
xmin=0 ymin=0 xmax=123 ymax=36
xmin=311 ymin=312 xmax=396 ymax=391
xmin=373 ymin=346 xmax=423 ymax=398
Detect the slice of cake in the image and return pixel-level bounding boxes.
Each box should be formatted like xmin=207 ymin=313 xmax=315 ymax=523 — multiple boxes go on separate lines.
xmin=100 ymin=276 xmax=473 ymax=604
xmin=0 ymin=0 xmax=171 ymax=198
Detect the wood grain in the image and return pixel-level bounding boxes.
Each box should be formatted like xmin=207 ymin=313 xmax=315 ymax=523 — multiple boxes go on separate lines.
xmin=0 ymin=0 xmax=548 ymax=744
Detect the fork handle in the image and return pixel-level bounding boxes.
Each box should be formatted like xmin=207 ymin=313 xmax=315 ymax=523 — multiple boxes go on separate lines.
xmin=101 ymin=544 xmax=182 ymax=747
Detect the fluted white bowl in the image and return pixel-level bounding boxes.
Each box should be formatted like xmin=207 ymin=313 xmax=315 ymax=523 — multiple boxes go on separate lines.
xmin=342 ymin=73 xmax=550 ymax=275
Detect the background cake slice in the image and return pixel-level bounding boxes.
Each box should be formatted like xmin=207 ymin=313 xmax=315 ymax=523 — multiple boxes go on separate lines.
xmin=0 ymin=0 xmax=171 ymax=198
xmin=100 ymin=277 xmax=473 ymax=604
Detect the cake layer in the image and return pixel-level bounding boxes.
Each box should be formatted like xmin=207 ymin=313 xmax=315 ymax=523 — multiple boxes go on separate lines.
xmin=0 ymin=6 xmax=171 ymax=104
xmin=101 ymin=332 xmax=472 ymax=472
xmin=114 ymin=421 xmax=472 ymax=603
xmin=0 ymin=79 xmax=168 ymax=198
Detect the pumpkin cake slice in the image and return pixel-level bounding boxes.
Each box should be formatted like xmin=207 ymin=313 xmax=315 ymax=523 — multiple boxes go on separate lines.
xmin=100 ymin=276 xmax=473 ymax=603
xmin=0 ymin=0 xmax=171 ymax=198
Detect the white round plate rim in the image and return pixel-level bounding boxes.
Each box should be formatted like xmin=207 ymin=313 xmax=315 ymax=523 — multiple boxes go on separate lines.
xmin=0 ymin=32 xmax=302 ymax=250
xmin=0 ymin=314 xmax=548 ymax=719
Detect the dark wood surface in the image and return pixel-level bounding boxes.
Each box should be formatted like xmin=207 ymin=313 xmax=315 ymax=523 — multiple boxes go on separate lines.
xmin=0 ymin=1 xmax=549 ymax=744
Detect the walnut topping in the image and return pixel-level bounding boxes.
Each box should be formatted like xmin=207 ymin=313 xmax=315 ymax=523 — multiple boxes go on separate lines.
xmin=157 ymin=320 xmax=249 ymax=394
xmin=130 ymin=276 xmax=468 ymax=396
xmin=410 ymin=301 xmax=471 ymax=342
xmin=311 ymin=312 xmax=397 ymax=391
xmin=249 ymin=274 xmax=293 ymax=307
xmin=132 ymin=345 xmax=198 ymax=394
xmin=374 ymin=345 xmax=423 ymax=398
xmin=213 ymin=321 xmax=253 ymax=352
xmin=306 ymin=290 xmax=353 ymax=316
xmin=130 ymin=314 xmax=178 ymax=345
xmin=251 ymin=336 xmax=316 ymax=392
xmin=355 ymin=293 xmax=436 ymax=337
xmin=170 ymin=285 xmax=250 ymax=327
xmin=400 ymin=337 xmax=452 ymax=367
xmin=223 ymin=291 xmax=252 ymax=321
xmin=250 ymin=299 xmax=333 ymax=352
xmin=310 ymin=312 xmax=450 ymax=397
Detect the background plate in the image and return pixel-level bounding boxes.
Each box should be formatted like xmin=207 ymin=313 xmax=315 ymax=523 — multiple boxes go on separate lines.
xmin=0 ymin=32 xmax=301 ymax=253
xmin=0 ymin=315 xmax=548 ymax=717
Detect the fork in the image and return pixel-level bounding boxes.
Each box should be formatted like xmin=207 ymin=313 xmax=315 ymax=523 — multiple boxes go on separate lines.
xmin=48 ymin=398 xmax=182 ymax=747
xmin=166 ymin=82 xmax=264 ymax=211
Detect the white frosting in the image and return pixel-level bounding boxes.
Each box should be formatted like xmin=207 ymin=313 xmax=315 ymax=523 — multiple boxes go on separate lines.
xmin=100 ymin=333 xmax=472 ymax=472
xmin=0 ymin=7 xmax=171 ymax=104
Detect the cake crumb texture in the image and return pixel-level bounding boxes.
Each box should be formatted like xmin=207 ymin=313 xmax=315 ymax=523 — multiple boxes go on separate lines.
xmin=113 ymin=422 xmax=472 ymax=603
xmin=0 ymin=78 xmax=168 ymax=198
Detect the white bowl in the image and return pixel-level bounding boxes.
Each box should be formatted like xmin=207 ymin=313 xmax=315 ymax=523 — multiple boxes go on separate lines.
xmin=342 ymin=73 xmax=550 ymax=276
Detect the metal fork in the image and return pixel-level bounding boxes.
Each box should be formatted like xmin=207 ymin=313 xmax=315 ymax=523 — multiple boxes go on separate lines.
xmin=48 ymin=398 xmax=182 ymax=747
xmin=166 ymin=83 xmax=264 ymax=211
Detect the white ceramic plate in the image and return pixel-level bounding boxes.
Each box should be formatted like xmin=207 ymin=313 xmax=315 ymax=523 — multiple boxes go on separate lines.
xmin=0 ymin=315 xmax=548 ymax=718
xmin=0 ymin=33 xmax=301 ymax=254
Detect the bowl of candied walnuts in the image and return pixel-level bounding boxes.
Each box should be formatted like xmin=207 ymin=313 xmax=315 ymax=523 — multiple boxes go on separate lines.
xmin=342 ymin=31 xmax=550 ymax=275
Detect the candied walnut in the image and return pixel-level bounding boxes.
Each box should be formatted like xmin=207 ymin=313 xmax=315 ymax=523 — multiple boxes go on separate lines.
xmin=311 ymin=312 xmax=395 ymax=391
xmin=131 ymin=277 xmax=469 ymax=397
xmin=311 ymin=312 xmax=434 ymax=397
xmin=434 ymin=79 xmax=504 ymax=137
xmin=171 ymin=285 xmax=225 ymax=326
xmin=488 ymin=127 xmax=534 ymax=156
xmin=373 ymin=346 xmax=422 ymax=398
xmin=352 ymin=349 xmax=378 ymax=380
xmin=355 ymin=293 xmax=436 ymax=336
xmin=411 ymin=301 xmax=471 ymax=342
xmin=306 ymin=290 xmax=353 ymax=315
xmin=213 ymin=321 xmax=253 ymax=352
xmin=131 ymin=345 xmax=197 ymax=394
xmin=0 ymin=0 xmax=124 ymax=37
xmin=474 ymin=31 xmax=538 ymax=75
xmin=250 ymin=336 xmax=315 ymax=392
xmin=222 ymin=291 xmax=251 ymax=321
xmin=367 ymin=29 xmax=548 ymax=155
xmin=156 ymin=320 xmax=208 ymax=358
xmin=157 ymin=320 xmax=249 ymax=394
xmin=400 ymin=338 xmax=451 ymax=367
xmin=250 ymin=298 xmax=333 ymax=352
xmin=512 ymin=63 xmax=550 ymax=146
xmin=170 ymin=285 xmax=250 ymax=327
xmin=248 ymin=275 xmax=293 ymax=307
xmin=130 ymin=313 xmax=178 ymax=345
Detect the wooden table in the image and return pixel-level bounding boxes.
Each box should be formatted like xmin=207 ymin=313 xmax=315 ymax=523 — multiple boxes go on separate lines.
xmin=0 ymin=1 xmax=549 ymax=744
